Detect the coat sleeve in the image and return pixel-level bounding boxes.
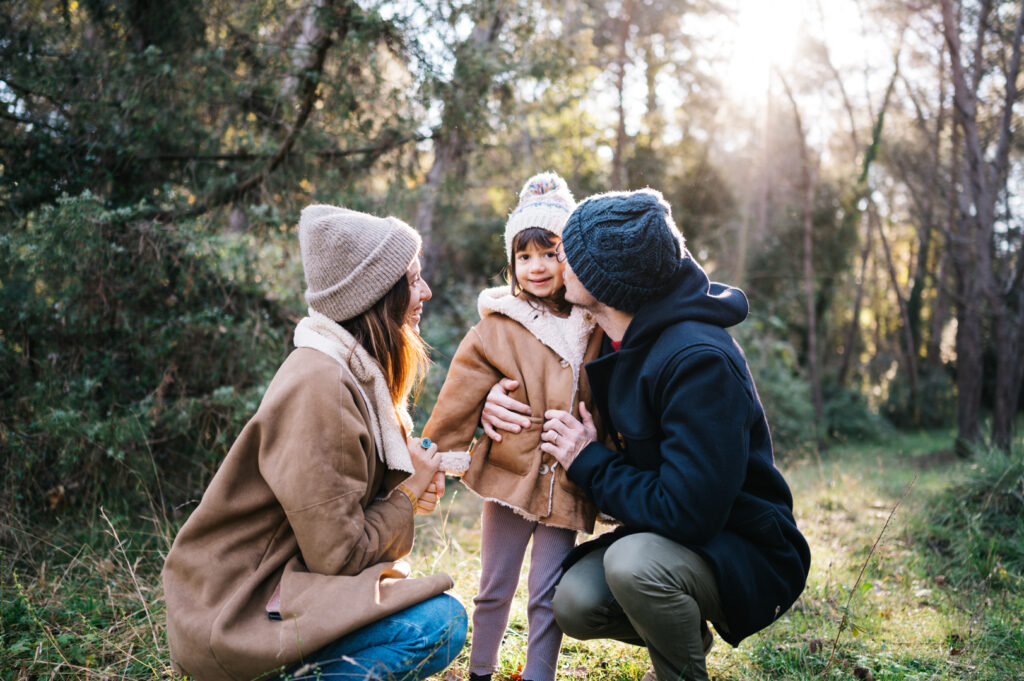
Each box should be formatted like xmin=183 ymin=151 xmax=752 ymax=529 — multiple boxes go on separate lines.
xmin=567 ymin=347 xmax=751 ymax=544
xmin=258 ymin=368 xmax=415 ymax=576
xmin=422 ymin=326 xmax=503 ymax=456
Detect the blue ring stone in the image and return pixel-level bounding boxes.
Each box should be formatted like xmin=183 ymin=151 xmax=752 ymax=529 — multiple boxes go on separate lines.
xmin=420 ymin=437 xmax=433 ymax=449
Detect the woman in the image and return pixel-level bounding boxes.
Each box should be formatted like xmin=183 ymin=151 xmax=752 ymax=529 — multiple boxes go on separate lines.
xmin=162 ymin=204 xmax=467 ymax=681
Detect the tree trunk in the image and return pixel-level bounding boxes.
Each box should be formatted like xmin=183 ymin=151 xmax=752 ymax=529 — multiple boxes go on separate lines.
xmin=413 ymin=130 xmax=460 ymax=283
xmin=941 ymin=0 xmax=1024 ymax=451
xmin=954 ymin=300 xmax=984 ymax=455
xmin=413 ymin=6 xmax=506 ymax=282
xmin=990 ymin=300 xmax=1024 ymax=450
xmin=873 ymin=204 xmax=920 ymax=420
xmin=610 ymin=0 xmax=634 ymax=191
xmin=837 ymin=215 xmax=873 ymax=387
xmin=778 ymin=74 xmax=824 ymax=434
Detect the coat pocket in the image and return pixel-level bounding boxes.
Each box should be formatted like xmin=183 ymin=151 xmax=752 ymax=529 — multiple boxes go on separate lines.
xmin=486 ymin=416 xmax=544 ymax=476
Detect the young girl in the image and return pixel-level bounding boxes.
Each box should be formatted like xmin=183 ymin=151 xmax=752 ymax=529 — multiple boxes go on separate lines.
xmin=424 ymin=173 xmax=603 ymax=681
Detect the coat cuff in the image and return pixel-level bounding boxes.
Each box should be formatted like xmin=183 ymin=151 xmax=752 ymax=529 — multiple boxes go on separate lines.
xmin=440 ymin=450 xmax=471 ymax=475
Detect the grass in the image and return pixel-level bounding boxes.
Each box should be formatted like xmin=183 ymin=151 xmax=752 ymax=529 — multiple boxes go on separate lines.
xmin=3 ymin=430 xmax=1023 ymax=680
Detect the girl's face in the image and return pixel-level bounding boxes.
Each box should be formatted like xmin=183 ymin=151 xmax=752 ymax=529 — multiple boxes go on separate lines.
xmin=515 ymin=238 xmax=565 ymax=300
xmin=405 ymin=258 xmax=431 ymax=333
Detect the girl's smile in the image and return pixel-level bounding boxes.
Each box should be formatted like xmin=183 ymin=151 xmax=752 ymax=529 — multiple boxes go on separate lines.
xmin=515 ymin=239 xmax=565 ymax=300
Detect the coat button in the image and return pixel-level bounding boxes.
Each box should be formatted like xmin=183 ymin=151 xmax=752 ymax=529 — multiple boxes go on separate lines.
xmin=559 ymin=359 xmax=569 ymax=368
xmin=539 ymin=463 xmax=550 ymax=475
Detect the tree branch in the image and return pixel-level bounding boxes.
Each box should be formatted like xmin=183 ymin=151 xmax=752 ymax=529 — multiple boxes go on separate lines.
xmin=137 ymin=134 xmax=426 ymax=163
xmin=144 ymin=0 xmax=354 ymax=221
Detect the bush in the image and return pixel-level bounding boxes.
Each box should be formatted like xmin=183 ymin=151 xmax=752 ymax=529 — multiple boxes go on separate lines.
xmin=825 ymin=383 xmax=894 ymax=443
xmin=0 ymin=193 xmax=292 ymax=514
xmin=917 ymin=446 xmax=1024 ymax=587
xmin=883 ymin=366 xmax=957 ymax=429
xmin=734 ymin=321 xmax=816 ymax=458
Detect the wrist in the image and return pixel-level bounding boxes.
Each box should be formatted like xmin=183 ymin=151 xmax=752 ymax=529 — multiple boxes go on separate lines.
xmin=394 ymin=483 xmax=418 ymax=509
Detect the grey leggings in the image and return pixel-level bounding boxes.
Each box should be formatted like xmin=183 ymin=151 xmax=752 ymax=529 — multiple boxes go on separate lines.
xmin=470 ymin=501 xmax=577 ymax=681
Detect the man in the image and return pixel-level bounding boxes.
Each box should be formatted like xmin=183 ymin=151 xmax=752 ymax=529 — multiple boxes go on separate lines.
xmin=481 ymin=188 xmax=811 ymax=681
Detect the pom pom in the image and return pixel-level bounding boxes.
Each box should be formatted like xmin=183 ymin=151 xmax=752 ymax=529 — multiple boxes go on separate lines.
xmin=520 ymin=172 xmax=568 ymax=201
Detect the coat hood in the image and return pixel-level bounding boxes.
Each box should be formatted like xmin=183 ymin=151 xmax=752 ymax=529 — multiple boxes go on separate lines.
xmin=621 ymin=249 xmax=748 ymax=349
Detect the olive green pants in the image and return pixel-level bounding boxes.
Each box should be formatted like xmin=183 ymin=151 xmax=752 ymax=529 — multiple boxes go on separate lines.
xmin=551 ymin=532 xmax=726 ymax=681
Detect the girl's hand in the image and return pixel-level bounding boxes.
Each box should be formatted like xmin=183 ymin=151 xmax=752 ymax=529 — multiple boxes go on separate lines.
xmin=414 ymin=471 xmax=446 ymax=515
xmin=405 ymin=438 xmax=441 ymax=498
xmin=481 ymin=378 xmax=532 ymax=441
xmin=540 ymin=402 xmax=597 ymax=470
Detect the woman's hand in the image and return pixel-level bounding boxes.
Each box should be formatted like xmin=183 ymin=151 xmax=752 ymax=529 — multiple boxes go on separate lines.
xmin=481 ymin=378 xmax=533 ymax=441
xmin=405 ymin=438 xmax=441 ymax=499
xmin=540 ymin=402 xmax=597 ymax=470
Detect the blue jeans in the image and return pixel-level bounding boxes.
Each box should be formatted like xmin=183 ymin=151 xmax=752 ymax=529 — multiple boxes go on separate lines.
xmin=283 ymin=594 xmax=467 ymax=681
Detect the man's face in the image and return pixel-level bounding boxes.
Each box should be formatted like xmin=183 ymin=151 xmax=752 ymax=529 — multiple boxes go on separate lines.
xmin=556 ymin=241 xmax=598 ymax=308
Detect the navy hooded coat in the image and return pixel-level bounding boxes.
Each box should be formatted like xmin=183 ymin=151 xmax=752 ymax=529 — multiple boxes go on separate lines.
xmin=565 ymin=253 xmax=811 ymax=647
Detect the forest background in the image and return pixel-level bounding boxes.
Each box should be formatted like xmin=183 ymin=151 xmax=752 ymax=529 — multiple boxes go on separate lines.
xmin=2 ymin=0 xmax=1023 ymax=679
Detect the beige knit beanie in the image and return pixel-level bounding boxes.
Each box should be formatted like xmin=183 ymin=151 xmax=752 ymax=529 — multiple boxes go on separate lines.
xmin=504 ymin=171 xmax=576 ymax=257
xmin=298 ymin=204 xmax=422 ymax=322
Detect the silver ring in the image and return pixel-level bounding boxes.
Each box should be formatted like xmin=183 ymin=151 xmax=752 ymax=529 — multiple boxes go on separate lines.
xmin=552 ymin=432 xmax=559 ymax=443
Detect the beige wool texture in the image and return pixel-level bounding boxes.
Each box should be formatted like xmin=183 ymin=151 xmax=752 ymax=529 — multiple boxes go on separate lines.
xmin=298 ymin=204 xmax=421 ymax=322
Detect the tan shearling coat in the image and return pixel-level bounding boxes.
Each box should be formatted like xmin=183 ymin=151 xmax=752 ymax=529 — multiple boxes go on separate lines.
xmin=162 ymin=347 xmax=452 ymax=681
xmin=423 ymin=287 xmax=602 ymax=532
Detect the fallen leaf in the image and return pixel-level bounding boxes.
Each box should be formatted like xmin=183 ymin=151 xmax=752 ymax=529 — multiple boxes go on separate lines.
xmin=45 ymin=484 xmax=66 ymax=510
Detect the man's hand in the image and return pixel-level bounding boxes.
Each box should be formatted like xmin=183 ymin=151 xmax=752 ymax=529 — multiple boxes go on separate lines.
xmin=540 ymin=402 xmax=597 ymax=469
xmin=481 ymin=378 xmax=532 ymax=442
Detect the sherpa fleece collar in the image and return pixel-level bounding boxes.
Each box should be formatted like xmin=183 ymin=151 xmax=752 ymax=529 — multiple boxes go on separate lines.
xmin=477 ymin=286 xmax=596 ymax=374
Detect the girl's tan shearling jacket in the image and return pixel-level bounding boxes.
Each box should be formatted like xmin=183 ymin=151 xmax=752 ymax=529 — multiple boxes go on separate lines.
xmin=162 ymin=344 xmax=452 ymax=681
xmin=424 ymin=287 xmax=602 ymax=532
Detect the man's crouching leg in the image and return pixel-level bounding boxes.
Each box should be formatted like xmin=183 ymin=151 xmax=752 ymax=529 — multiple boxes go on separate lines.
xmin=603 ymin=533 xmax=726 ymax=681
xmin=551 ymin=544 xmax=645 ymax=645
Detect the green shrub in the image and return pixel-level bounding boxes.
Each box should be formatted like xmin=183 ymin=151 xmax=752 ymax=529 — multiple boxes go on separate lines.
xmin=734 ymin=320 xmax=817 ymax=458
xmin=882 ymin=366 xmax=957 ymax=429
xmin=918 ymin=446 xmax=1024 ymax=587
xmin=825 ymin=383 xmax=894 ymax=443
xmin=0 ymin=193 xmax=291 ymax=513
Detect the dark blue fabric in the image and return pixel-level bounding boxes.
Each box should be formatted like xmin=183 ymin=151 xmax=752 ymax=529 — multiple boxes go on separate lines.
xmin=561 ymin=188 xmax=685 ymax=313
xmin=565 ymin=255 xmax=811 ymax=647
xmin=282 ymin=594 xmax=467 ymax=680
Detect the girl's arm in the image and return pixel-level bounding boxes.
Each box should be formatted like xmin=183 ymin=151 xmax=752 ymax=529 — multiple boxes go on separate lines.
xmin=422 ymin=327 xmax=504 ymax=468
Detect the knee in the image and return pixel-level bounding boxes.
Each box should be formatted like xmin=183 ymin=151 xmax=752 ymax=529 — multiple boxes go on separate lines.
xmin=437 ymin=594 xmax=468 ymax=651
xmin=419 ymin=594 xmax=468 ymax=672
xmin=603 ymin=535 xmax=661 ymax=595
xmin=551 ymin=574 xmax=601 ymax=639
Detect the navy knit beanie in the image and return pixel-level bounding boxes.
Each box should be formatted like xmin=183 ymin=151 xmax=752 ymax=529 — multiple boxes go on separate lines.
xmin=561 ymin=188 xmax=685 ymax=313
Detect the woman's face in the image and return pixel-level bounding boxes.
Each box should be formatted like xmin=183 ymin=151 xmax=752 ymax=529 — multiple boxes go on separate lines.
xmin=405 ymin=258 xmax=431 ymax=333
xmin=515 ymin=237 xmax=565 ymax=299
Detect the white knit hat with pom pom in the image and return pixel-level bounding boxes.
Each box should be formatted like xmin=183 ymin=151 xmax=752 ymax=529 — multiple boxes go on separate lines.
xmin=504 ymin=171 xmax=576 ymax=257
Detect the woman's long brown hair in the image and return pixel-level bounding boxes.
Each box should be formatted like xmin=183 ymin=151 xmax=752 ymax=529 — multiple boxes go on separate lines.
xmin=341 ymin=274 xmax=429 ymax=416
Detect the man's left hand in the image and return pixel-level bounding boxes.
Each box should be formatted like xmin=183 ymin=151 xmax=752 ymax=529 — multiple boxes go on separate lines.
xmin=541 ymin=402 xmax=597 ymax=469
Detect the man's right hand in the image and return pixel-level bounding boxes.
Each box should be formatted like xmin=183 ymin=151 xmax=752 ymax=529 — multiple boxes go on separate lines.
xmin=481 ymin=378 xmax=533 ymax=442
